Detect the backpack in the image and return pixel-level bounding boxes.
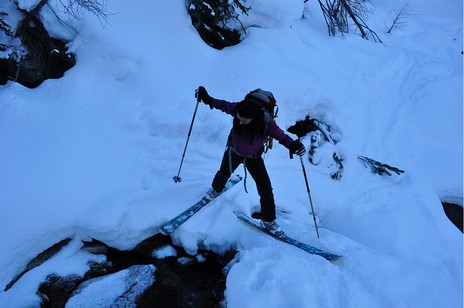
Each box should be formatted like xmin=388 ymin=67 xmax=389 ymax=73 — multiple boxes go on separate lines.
xmin=244 ymin=89 xmax=278 ymax=121
xmin=244 ymin=89 xmax=279 ymax=152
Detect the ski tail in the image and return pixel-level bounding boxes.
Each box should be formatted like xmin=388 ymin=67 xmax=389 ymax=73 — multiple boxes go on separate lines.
xmin=158 ymin=175 xmax=242 ymax=235
xmin=234 ymin=211 xmax=342 ymax=262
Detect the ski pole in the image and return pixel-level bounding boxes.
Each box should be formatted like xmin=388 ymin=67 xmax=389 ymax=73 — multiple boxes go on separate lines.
xmin=299 ymin=155 xmax=320 ymax=238
xmin=173 ymin=92 xmax=201 ymax=183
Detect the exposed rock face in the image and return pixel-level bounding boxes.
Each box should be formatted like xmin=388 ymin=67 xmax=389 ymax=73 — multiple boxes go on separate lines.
xmin=186 ymin=0 xmax=245 ymax=49
xmin=0 ymin=35 xmax=75 ymax=88
xmin=442 ymin=202 xmax=463 ymax=232
xmin=66 ymin=264 xmax=156 ymax=308
xmin=1 ymin=4 xmax=76 ymax=88
xmin=5 ymin=235 xmax=236 ymax=307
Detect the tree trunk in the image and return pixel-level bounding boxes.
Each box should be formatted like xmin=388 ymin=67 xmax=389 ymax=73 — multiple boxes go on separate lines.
xmin=15 ymin=0 xmax=49 ymax=38
xmin=338 ymin=0 xmax=368 ymax=38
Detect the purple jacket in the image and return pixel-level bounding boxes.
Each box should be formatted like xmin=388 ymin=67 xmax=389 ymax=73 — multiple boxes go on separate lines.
xmin=210 ymin=98 xmax=295 ymax=157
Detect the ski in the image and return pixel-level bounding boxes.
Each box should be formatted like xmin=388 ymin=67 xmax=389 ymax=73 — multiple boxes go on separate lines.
xmin=159 ymin=175 xmax=242 ymax=235
xmin=234 ymin=211 xmax=342 ymax=262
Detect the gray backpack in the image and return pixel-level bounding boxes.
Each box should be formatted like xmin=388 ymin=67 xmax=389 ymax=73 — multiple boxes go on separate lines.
xmin=244 ymin=89 xmax=279 ymax=152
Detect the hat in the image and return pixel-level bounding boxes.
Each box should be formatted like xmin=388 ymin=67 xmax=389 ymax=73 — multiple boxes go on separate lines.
xmin=237 ymin=100 xmax=262 ymax=119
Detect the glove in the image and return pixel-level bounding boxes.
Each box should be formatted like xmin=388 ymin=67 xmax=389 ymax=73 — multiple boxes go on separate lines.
xmin=289 ymin=140 xmax=306 ymax=156
xmin=195 ymin=86 xmax=213 ymax=105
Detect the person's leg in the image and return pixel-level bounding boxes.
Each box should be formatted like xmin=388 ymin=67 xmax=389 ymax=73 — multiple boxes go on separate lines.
xmin=246 ymin=157 xmax=285 ymax=237
xmin=211 ymin=147 xmax=243 ymax=192
xmin=245 ymin=157 xmax=276 ymax=222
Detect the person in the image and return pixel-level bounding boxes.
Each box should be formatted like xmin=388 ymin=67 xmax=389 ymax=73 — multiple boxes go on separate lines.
xmin=195 ymin=86 xmax=306 ymax=237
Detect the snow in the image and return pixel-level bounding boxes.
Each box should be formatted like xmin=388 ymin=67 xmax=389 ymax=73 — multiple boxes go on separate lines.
xmin=0 ymin=237 xmax=106 ymax=307
xmin=17 ymin=0 xmax=41 ymax=12
xmin=65 ymin=264 xmax=155 ymax=308
xmin=0 ymin=0 xmax=462 ymax=307
xmin=153 ymin=245 xmax=177 ymax=259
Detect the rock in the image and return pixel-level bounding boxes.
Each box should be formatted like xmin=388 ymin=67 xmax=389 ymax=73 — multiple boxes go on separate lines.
xmin=442 ymin=202 xmax=463 ymax=232
xmin=38 ymin=274 xmax=82 ymax=307
xmin=0 ymin=12 xmax=75 ymax=88
xmin=186 ymin=0 xmax=244 ymax=49
xmin=82 ymin=239 xmax=109 ymax=256
xmin=4 ymin=238 xmax=72 ymax=291
xmin=66 ymin=264 xmax=156 ymax=307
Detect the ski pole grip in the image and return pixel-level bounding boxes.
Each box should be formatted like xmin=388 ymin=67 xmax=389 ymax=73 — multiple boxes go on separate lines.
xmin=195 ymin=87 xmax=202 ymax=103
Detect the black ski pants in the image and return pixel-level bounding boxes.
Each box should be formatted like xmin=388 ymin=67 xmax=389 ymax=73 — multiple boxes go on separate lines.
xmin=212 ymin=147 xmax=276 ymax=222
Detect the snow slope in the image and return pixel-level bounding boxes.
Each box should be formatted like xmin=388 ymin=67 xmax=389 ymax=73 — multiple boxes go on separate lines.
xmin=0 ymin=0 xmax=462 ymax=307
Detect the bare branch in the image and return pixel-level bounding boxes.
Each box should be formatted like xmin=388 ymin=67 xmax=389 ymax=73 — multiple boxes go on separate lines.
xmin=316 ymin=0 xmax=382 ymax=43
xmin=0 ymin=12 xmax=14 ymax=37
xmin=15 ymin=0 xmax=48 ymax=38
xmin=386 ymin=2 xmax=409 ymax=33
xmin=58 ymin=0 xmax=110 ymax=25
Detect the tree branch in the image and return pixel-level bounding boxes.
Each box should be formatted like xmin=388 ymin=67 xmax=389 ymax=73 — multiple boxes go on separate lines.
xmin=315 ymin=0 xmax=382 ymax=43
xmin=15 ymin=0 xmax=49 ymax=38
xmin=386 ymin=3 xmax=409 ymax=33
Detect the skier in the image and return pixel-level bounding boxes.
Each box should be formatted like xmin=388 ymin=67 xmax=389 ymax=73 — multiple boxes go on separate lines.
xmin=196 ymin=86 xmax=306 ymax=237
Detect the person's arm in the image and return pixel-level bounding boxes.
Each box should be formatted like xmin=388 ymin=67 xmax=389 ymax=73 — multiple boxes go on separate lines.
xmin=267 ymin=120 xmax=294 ymax=148
xmin=209 ymin=98 xmax=238 ymax=115
xmin=268 ymin=120 xmax=306 ymax=156
xmin=196 ymin=86 xmax=238 ymax=115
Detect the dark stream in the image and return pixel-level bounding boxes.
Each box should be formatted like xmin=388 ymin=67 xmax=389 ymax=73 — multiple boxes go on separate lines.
xmin=7 ymin=234 xmax=236 ymax=308
xmin=5 ymin=202 xmax=461 ymax=307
